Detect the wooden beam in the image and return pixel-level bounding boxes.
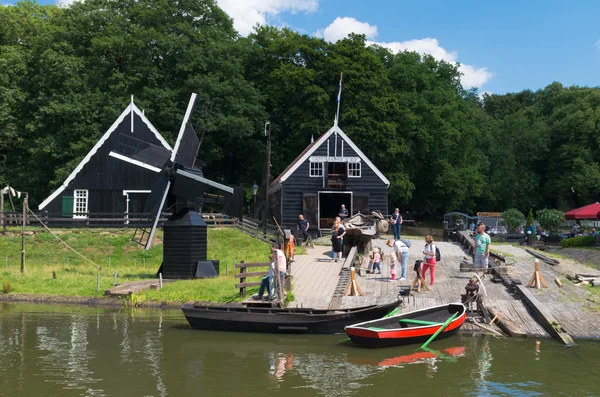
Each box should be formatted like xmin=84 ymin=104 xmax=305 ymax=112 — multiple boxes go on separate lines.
xmin=487 ymin=306 xmax=527 ymax=337
xmin=234 ymin=271 xmax=270 ymax=278
xmin=554 ymin=277 xmax=564 ymax=288
xmin=516 ymin=285 xmax=576 ymax=346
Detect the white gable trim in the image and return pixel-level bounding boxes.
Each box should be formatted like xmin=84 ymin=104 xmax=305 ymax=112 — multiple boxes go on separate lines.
xmin=38 ymin=102 xmax=172 ymax=210
xmin=277 ymin=125 xmax=389 ymax=186
xmin=132 ymin=103 xmax=172 ymax=151
xmin=335 ymin=127 xmax=390 ymax=186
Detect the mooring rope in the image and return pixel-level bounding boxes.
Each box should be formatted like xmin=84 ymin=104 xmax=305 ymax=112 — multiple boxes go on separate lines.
xmin=27 ymin=209 xmax=103 ymax=270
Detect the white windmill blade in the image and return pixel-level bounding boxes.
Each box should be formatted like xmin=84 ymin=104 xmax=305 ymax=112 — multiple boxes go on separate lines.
xmin=176 ymin=169 xmax=234 ymax=194
xmin=108 ymin=151 xmax=162 ymax=173
xmin=171 ymin=93 xmax=198 ymax=162
xmin=145 ymin=179 xmax=171 ymax=250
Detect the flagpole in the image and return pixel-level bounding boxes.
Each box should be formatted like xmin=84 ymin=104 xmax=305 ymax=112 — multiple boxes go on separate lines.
xmin=335 ymin=72 xmax=343 ymax=127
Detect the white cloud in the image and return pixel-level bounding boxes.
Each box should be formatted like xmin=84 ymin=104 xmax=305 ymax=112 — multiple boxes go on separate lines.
xmin=316 ymin=18 xmax=493 ymax=89
xmin=216 ymin=0 xmax=318 ymax=37
xmin=596 ymin=39 xmax=600 ymax=49
xmin=314 ymin=17 xmax=378 ymax=43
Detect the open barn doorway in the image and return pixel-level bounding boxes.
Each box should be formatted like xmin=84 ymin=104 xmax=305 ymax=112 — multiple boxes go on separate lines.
xmin=318 ymin=192 xmax=352 ymax=229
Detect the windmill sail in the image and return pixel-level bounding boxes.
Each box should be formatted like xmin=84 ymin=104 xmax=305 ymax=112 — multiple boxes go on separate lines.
xmin=174 ymin=124 xmax=201 ymax=168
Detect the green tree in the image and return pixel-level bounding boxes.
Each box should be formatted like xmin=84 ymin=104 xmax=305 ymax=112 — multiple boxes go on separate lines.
xmin=526 ymin=209 xmax=535 ymax=226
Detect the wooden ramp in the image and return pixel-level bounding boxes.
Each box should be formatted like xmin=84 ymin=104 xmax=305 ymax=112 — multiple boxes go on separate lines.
xmin=104 ymin=279 xmax=173 ymax=296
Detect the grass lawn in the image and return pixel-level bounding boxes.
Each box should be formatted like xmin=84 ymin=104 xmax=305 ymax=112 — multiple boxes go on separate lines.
xmin=0 ymin=227 xmax=302 ymax=304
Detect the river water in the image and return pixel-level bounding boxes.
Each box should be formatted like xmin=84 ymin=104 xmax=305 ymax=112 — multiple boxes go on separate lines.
xmin=1 ymin=303 xmax=598 ymax=397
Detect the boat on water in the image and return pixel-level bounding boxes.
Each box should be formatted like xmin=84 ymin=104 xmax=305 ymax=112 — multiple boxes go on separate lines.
xmin=345 ymin=303 xmax=466 ymax=347
xmin=182 ymin=301 xmax=400 ymax=334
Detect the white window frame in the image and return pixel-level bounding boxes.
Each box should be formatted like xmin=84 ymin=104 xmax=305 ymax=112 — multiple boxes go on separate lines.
xmin=309 ymin=162 xmax=323 ymax=177
xmin=348 ymin=162 xmax=361 ymax=178
xmin=73 ymin=189 xmax=89 ymax=218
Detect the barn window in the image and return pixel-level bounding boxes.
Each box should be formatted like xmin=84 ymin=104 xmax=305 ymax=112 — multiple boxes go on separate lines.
xmin=310 ymin=162 xmax=323 ymax=177
xmin=348 ymin=162 xmax=361 ymax=177
xmin=73 ymin=189 xmax=88 ymax=218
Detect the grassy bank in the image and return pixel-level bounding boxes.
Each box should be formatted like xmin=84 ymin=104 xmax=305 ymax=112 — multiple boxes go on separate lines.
xmin=0 ymin=227 xmax=301 ymax=304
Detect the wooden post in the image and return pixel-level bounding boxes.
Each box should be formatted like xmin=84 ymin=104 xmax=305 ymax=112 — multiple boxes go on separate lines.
xmin=0 ymin=189 xmax=4 ymax=236
xmin=345 ymin=268 xmax=365 ymax=296
xmin=409 ymin=270 xmax=430 ymax=293
xmin=527 ymin=259 xmax=548 ymax=289
xmin=239 ymin=260 xmax=246 ymax=297
xmin=20 ymin=192 xmax=28 ymax=273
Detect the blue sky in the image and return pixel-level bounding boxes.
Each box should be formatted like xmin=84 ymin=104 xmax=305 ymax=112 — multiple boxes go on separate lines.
xmin=8 ymin=0 xmax=600 ymax=94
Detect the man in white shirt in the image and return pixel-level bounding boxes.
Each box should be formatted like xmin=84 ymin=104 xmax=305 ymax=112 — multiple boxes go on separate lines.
xmin=386 ymin=239 xmax=408 ymax=281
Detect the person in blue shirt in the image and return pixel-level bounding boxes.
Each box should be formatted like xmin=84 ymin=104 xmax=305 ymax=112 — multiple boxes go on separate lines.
xmin=390 ymin=208 xmax=403 ymax=240
xmin=338 ymin=204 xmax=349 ymax=220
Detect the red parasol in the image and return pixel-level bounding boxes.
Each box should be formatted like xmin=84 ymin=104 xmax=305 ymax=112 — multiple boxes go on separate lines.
xmin=564 ymin=202 xmax=600 ymax=219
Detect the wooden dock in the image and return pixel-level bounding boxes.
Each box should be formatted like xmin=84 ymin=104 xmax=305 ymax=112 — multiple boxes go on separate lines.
xmin=288 ymin=234 xmax=600 ymax=341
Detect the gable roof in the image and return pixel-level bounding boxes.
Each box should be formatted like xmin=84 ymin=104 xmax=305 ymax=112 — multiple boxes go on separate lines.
xmin=269 ymin=124 xmax=390 ymax=192
xmin=38 ymin=101 xmax=172 ymax=210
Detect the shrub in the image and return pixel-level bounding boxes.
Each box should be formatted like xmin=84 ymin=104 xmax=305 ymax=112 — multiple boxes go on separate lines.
xmin=560 ymin=236 xmax=596 ymax=248
xmin=536 ymin=209 xmax=565 ymax=235
xmin=2 ymin=280 xmax=13 ymax=294
xmin=501 ymin=208 xmax=525 ymax=233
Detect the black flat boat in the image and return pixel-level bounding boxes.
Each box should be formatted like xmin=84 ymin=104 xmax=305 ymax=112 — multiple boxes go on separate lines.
xmin=182 ymin=301 xmax=399 ymax=334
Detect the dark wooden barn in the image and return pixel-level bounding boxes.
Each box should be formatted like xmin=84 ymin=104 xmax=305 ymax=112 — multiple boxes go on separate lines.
xmin=268 ymin=123 xmax=389 ymax=232
xmin=37 ymin=98 xmax=173 ymax=220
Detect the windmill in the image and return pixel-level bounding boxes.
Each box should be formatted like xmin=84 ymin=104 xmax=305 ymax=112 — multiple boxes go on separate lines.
xmin=108 ymin=93 xmax=242 ymax=278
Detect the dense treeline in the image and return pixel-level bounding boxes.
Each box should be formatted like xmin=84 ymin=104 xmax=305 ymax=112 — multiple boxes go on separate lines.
xmin=1 ymin=0 xmax=599 ymax=217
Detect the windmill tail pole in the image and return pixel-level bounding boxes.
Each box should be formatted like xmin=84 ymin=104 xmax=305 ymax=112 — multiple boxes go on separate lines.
xmin=419 ymin=312 xmax=458 ymax=350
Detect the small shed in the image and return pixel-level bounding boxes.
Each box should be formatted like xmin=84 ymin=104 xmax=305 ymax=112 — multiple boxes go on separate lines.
xmin=268 ymin=123 xmax=389 ymax=232
xmin=38 ymin=98 xmax=172 ymax=219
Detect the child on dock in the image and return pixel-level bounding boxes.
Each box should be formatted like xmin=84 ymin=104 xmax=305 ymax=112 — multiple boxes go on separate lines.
xmin=372 ymin=248 xmax=382 ymax=274
xmin=389 ymin=254 xmax=397 ymax=280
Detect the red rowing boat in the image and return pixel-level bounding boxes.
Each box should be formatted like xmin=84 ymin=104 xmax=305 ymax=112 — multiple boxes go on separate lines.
xmin=345 ymin=303 xmax=466 ymax=347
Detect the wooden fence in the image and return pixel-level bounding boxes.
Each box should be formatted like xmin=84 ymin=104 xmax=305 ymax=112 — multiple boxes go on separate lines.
xmin=0 ymin=211 xmax=238 ymax=231
xmin=236 ymin=217 xmax=280 ymax=244
xmin=235 ymin=261 xmax=271 ymax=297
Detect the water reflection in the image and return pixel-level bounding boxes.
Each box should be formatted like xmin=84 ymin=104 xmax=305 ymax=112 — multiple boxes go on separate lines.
xmin=1 ymin=304 xmax=599 ymax=397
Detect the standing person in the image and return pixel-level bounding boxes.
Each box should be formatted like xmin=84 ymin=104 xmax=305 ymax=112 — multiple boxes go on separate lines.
xmin=474 ymin=223 xmax=491 ymax=279
xmin=389 ymin=254 xmax=397 ymax=280
xmin=331 ymin=217 xmax=346 ymax=262
xmin=297 ymin=214 xmax=309 ymax=242
xmin=390 ymin=208 xmax=403 ymax=240
xmin=285 ymin=233 xmax=295 ymax=262
xmin=386 ymin=239 xmax=408 ymax=281
xmin=338 ymin=204 xmax=349 ymax=220
xmin=422 ymin=235 xmax=437 ymax=286
xmin=372 ymin=247 xmax=382 ymax=274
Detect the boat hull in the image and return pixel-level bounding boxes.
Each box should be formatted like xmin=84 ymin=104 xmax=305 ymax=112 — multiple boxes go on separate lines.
xmin=345 ymin=303 xmax=466 ymax=347
xmin=182 ymin=301 xmax=399 ymax=334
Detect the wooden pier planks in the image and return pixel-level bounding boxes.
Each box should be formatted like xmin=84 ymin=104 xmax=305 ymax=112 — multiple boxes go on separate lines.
xmin=516 ymin=285 xmax=576 ymax=345
xmin=288 ymin=238 xmax=600 ymax=340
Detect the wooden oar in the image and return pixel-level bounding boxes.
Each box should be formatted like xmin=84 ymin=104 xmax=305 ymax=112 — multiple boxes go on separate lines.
xmin=419 ymin=312 xmax=458 ymax=350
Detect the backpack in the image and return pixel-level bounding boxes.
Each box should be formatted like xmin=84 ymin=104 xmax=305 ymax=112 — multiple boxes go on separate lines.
xmin=399 ymin=239 xmax=411 ymax=248
xmin=435 ymin=247 xmax=441 ymax=262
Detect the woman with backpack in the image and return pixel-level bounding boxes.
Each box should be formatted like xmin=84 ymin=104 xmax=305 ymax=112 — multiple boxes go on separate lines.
xmin=422 ymin=235 xmax=437 ymax=286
